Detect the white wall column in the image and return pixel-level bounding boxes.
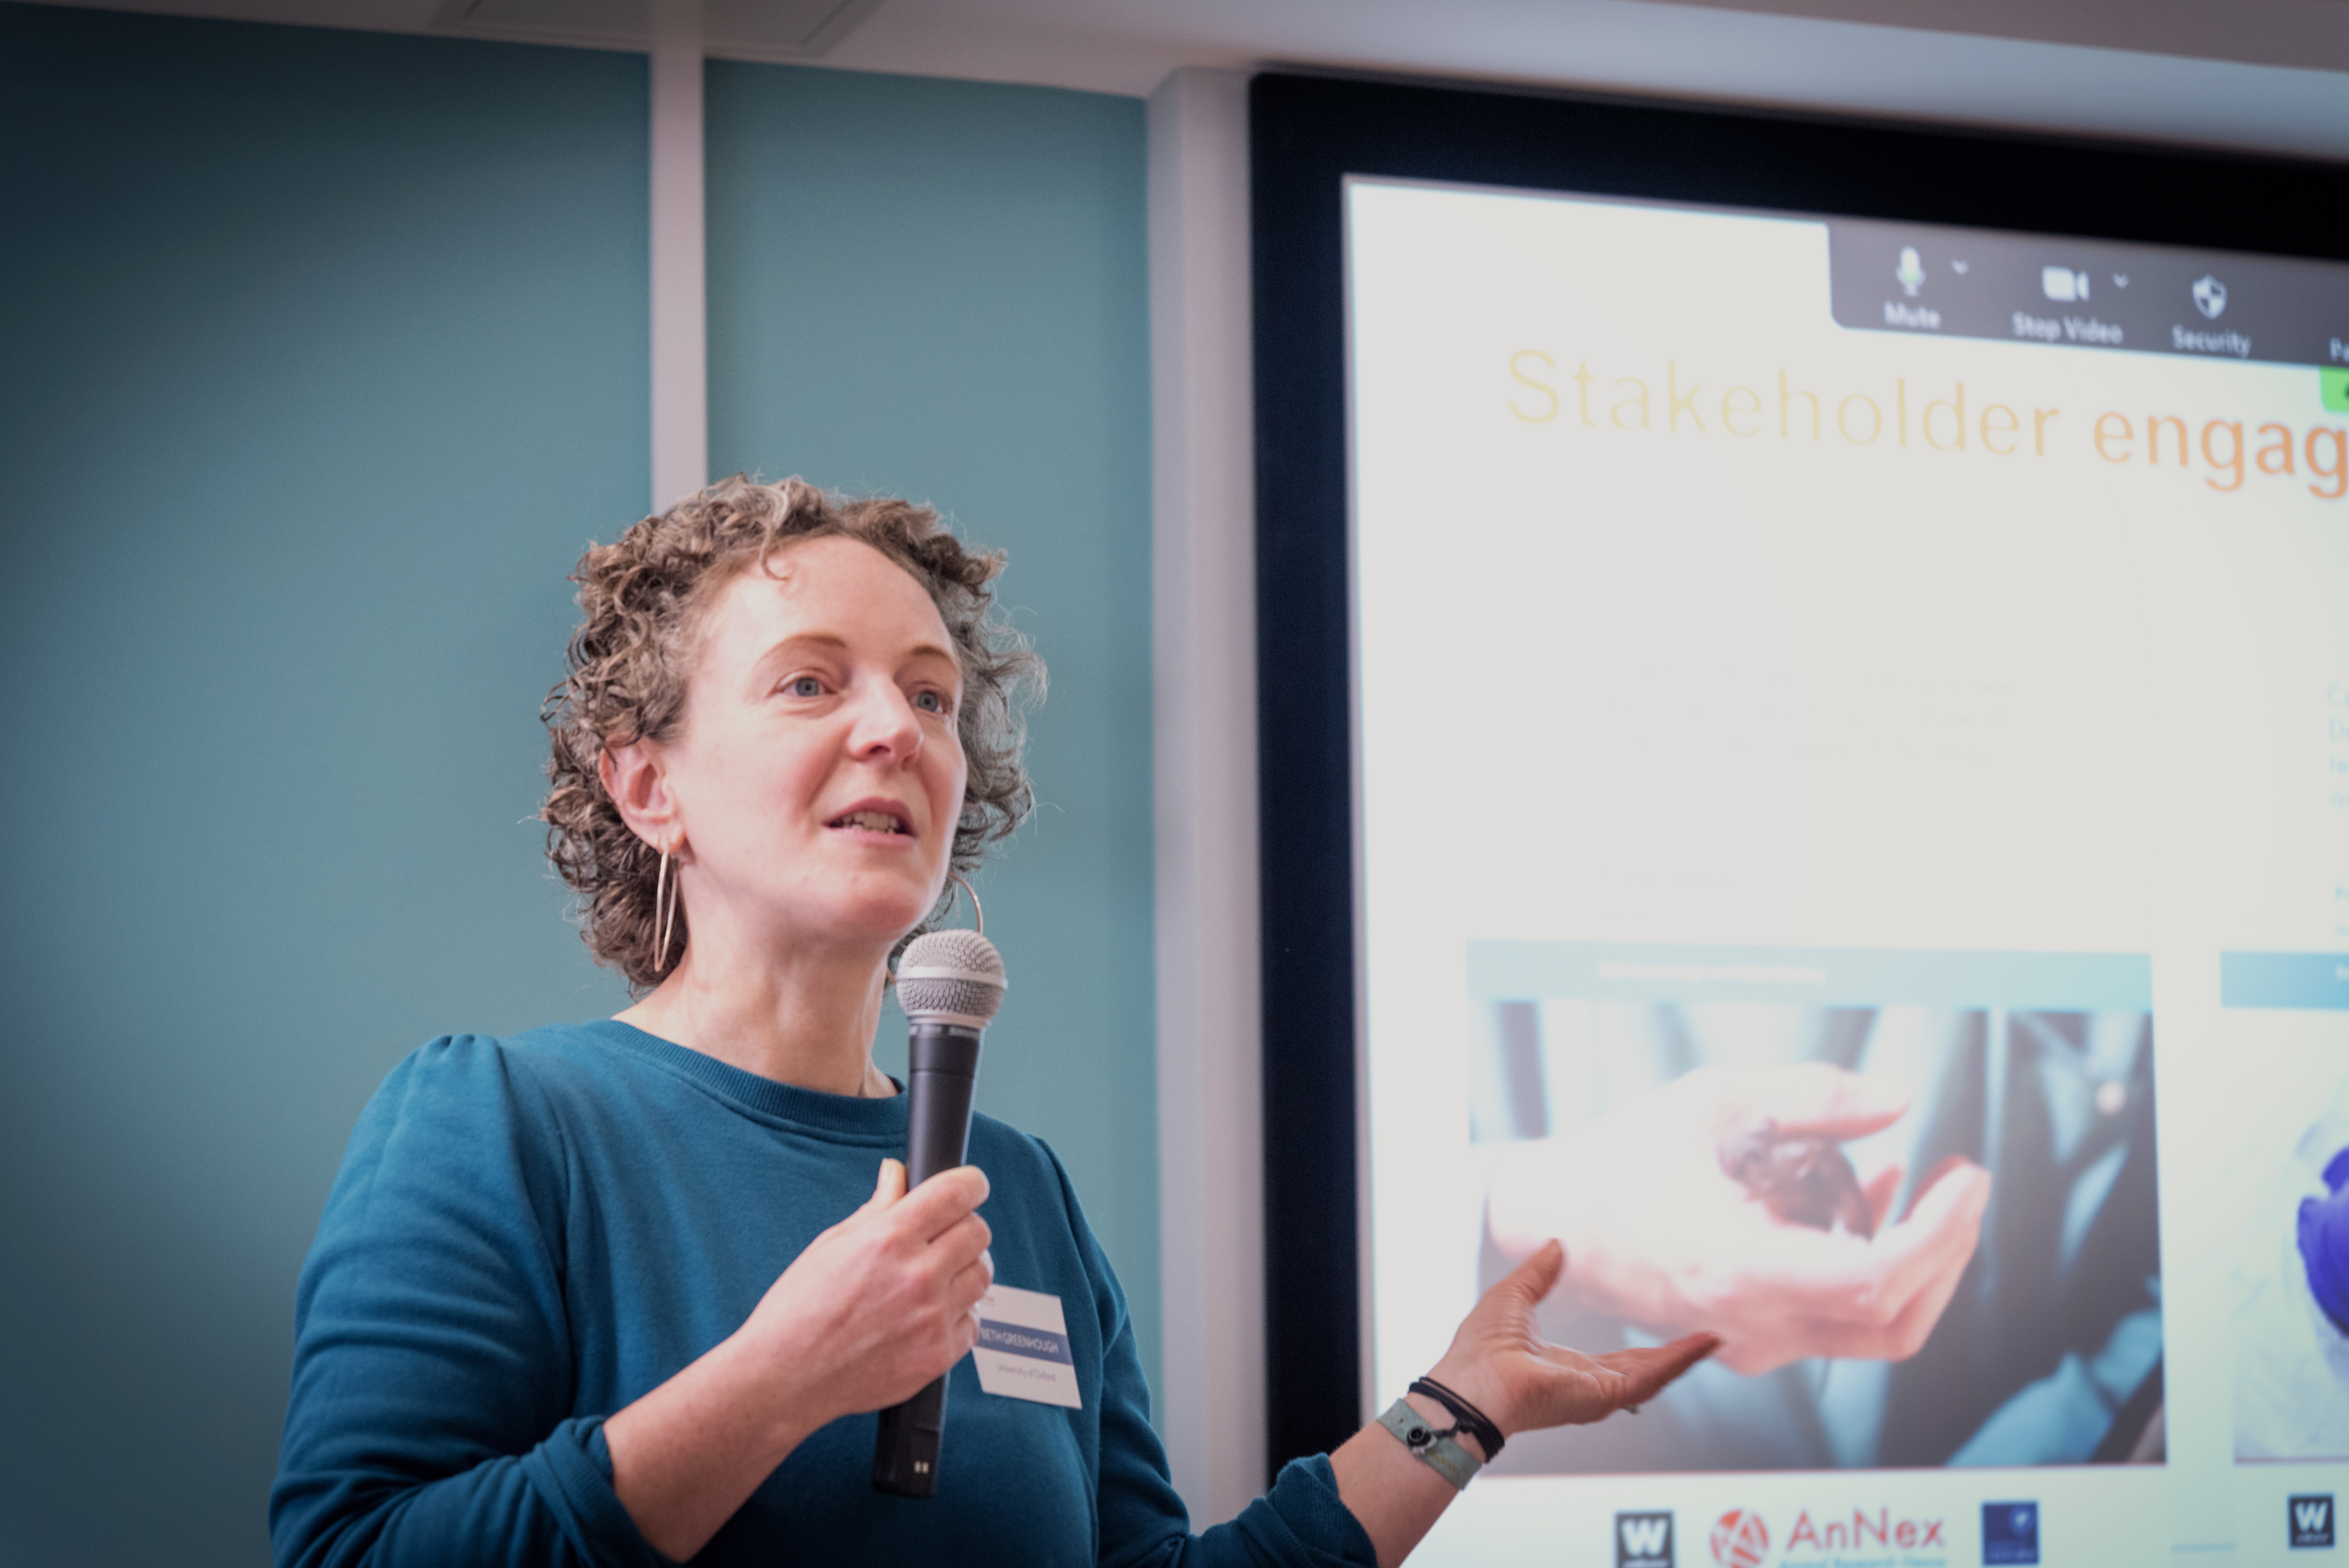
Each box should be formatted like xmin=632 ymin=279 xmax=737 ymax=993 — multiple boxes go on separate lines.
xmin=649 ymin=0 xmax=707 ymax=511
xmin=1148 ymin=65 xmax=1264 ymax=1527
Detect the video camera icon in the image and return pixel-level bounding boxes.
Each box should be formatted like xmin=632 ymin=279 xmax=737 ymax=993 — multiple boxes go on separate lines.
xmin=2042 ymin=267 xmax=2090 ymax=303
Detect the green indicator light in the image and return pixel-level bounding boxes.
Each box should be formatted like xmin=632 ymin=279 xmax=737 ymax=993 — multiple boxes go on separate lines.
xmin=2326 ymin=367 xmax=2349 ymax=414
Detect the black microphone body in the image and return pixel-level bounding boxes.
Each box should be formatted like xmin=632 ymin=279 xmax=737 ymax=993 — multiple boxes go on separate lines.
xmin=872 ymin=939 xmax=1000 ymax=1500
xmin=901 ymin=1023 xmax=983 ymax=1188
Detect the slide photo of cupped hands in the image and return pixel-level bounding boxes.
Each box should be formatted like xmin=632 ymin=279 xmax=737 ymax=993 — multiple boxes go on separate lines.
xmin=1466 ymin=997 xmax=2164 ymax=1475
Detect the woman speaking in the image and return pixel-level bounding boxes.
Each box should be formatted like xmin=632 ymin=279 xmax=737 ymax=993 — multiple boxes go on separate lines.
xmin=269 ymin=478 xmax=1713 ymax=1567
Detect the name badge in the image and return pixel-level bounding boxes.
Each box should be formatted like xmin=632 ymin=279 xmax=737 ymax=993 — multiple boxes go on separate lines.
xmin=973 ymin=1284 xmax=1082 ymax=1408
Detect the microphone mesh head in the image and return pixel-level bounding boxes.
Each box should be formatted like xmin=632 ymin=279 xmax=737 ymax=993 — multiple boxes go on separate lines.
xmin=897 ymin=929 xmax=1007 ymax=1023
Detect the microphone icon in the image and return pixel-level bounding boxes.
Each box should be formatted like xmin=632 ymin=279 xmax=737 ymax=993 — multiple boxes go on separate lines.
xmin=1895 ymin=247 xmax=1926 ymax=298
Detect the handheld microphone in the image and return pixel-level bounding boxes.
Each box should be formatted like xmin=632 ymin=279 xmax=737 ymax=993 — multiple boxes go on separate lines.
xmin=872 ymin=927 xmax=1007 ymax=1499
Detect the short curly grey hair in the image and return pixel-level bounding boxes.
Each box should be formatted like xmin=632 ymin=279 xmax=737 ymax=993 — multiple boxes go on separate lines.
xmin=540 ymin=476 xmax=1044 ymax=992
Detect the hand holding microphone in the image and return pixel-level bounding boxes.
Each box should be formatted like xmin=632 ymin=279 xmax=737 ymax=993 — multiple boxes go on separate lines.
xmin=735 ymin=1156 xmax=994 ymax=1426
xmin=702 ymin=928 xmax=1005 ymax=1473
xmin=609 ymin=924 xmax=1005 ymax=1556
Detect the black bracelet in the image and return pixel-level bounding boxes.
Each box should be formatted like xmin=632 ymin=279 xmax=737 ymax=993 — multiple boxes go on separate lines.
xmin=1408 ymin=1376 xmax=1506 ymax=1461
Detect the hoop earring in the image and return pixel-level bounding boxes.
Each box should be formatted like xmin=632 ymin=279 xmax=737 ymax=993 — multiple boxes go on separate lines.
xmin=948 ymin=873 xmax=984 ymax=935
xmin=655 ymin=843 xmax=682 ymax=972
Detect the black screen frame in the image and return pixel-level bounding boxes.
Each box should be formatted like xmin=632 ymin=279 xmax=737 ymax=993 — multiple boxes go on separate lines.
xmin=1250 ymin=67 xmax=2349 ymax=1475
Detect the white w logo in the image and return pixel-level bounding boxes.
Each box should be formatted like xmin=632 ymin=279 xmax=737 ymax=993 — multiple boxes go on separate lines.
xmin=1622 ymin=1517 xmax=1671 ymax=1556
xmin=2297 ymin=1500 xmax=2331 ymax=1532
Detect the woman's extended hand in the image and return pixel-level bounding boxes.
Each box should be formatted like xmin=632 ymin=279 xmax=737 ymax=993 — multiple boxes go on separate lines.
xmin=1423 ymin=1241 xmax=1718 ymax=1438
xmin=1330 ymin=1244 xmax=1715 ymax=1568
xmin=605 ymin=1158 xmax=993 ymax=1561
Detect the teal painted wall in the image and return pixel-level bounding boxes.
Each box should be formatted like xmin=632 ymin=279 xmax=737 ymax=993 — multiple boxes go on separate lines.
xmin=0 ymin=9 xmax=1158 ymax=1563
xmin=0 ymin=7 xmax=648 ymax=1563
xmin=705 ymin=61 xmax=1161 ymax=1398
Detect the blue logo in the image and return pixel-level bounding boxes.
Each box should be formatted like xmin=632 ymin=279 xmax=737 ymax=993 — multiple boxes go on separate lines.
xmin=1983 ymin=1501 xmax=2039 ymax=1565
xmin=2291 ymin=1494 xmax=2335 ymax=1549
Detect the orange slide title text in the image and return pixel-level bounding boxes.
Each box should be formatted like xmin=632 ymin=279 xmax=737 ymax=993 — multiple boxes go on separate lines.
xmin=1505 ymin=351 xmax=2348 ymax=500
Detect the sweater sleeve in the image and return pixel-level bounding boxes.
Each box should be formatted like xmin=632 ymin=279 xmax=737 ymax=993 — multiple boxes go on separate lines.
xmin=270 ymin=1037 xmax=666 ymax=1568
xmin=1040 ymin=1151 xmax=1376 ymax=1568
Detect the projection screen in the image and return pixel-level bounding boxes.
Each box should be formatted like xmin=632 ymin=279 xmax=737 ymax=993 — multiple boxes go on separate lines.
xmin=1255 ymin=72 xmax=2349 ymax=1568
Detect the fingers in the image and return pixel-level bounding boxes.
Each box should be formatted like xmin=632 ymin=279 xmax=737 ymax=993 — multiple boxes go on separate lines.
xmin=948 ymin=1250 xmax=995 ymax=1317
xmin=1856 ymin=1161 xmax=1989 ymax=1319
xmin=1507 ymin=1329 xmax=1723 ymax=1431
xmin=1743 ymin=1062 xmax=1911 ymax=1140
xmin=1859 ymin=1225 xmax=1974 ymax=1360
xmin=931 ymin=1211 xmax=994 ymax=1278
xmin=1903 ymin=1154 xmax=1976 ymax=1221
xmin=1679 ymin=1158 xmax=1983 ymax=1371
xmin=1599 ymin=1331 xmax=1720 ymax=1408
xmin=1727 ymin=1160 xmax=1983 ymax=1364
xmin=1496 ymin=1238 xmax=1567 ymax=1308
xmin=1862 ymin=1165 xmax=1903 ymax=1237
xmin=1825 ymin=1164 xmax=1988 ymax=1359
xmin=921 ymin=1245 xmax=993 ymax=1368
xmin=890 ymin=1164 xmax=992 ymax=1242
xmin=864 ymin=1157 xmax=907 ymax=1212
xmin=1759 ymin=1158 xmax=1985 ymax=1314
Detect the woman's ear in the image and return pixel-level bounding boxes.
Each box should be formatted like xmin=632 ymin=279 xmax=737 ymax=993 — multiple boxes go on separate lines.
xmin=599 ymin=740 xmax=682 ymax=853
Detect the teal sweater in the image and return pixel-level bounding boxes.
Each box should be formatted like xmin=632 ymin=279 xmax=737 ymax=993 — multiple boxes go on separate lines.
xmin=271 ymin=1022 xmax=1375 ymax=1568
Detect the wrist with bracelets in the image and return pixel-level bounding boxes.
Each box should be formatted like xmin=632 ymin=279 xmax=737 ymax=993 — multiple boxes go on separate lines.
xmin=1375 ymin=1375 xmax=1506 ymax=1490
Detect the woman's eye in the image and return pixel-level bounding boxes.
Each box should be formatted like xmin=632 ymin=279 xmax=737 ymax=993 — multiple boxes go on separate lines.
xmin=788 ymin=675 xmax=824 ymax=698
xmin=912 ymin=690 xmax=946 ymax=715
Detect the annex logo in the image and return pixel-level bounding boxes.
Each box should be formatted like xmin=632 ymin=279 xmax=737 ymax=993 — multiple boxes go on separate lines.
xmin=2292 ymin=1493 xmax=2336 ymax=1549
xmin=1617 ymin=1510 xmax=1674 ymax=1568
xmin=1982 ymin=1501 xmax=2039 ymax=1565
xmin=1791 ymin=1507 xmax=1946 ymax=1554
xmin=1709 ymin=1510 xmax=1769 ymax=1568
xmin=1708 ymin=1506 xmax=1948 ymax=1568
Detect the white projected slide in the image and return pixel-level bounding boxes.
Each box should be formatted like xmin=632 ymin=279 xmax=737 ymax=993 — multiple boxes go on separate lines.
xmin=1347 ymin=178 xmax=2349 ymax=1567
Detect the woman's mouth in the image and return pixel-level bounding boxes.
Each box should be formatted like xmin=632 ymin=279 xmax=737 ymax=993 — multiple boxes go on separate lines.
xmin=828 ymin=807 xmax=910 ymax=835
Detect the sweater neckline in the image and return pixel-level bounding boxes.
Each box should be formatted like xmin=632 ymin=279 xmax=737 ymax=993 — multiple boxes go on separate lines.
xmin=581 ymin=1019 xmax=909 ymax=1142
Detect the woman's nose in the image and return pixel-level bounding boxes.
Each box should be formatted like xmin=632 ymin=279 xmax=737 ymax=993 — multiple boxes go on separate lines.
xmin=846 ymin=681 xmax=923 ymax=761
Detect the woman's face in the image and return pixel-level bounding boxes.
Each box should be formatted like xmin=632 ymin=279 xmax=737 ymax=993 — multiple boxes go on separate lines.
xmin=660 ymin=535 xmax=968 ymax=956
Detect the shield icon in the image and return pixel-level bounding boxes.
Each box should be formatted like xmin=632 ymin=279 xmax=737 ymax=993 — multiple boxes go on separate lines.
xmin=2192 ymin=275 xmax=2227 ymax=319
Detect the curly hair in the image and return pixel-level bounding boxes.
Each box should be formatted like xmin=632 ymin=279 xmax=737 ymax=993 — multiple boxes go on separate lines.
xmin=541 ymin=475 xmax=1043 ymax=992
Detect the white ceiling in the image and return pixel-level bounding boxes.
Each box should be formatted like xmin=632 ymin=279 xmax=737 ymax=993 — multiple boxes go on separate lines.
xmin=27 ymin=0 xmax=2349 ymax=162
